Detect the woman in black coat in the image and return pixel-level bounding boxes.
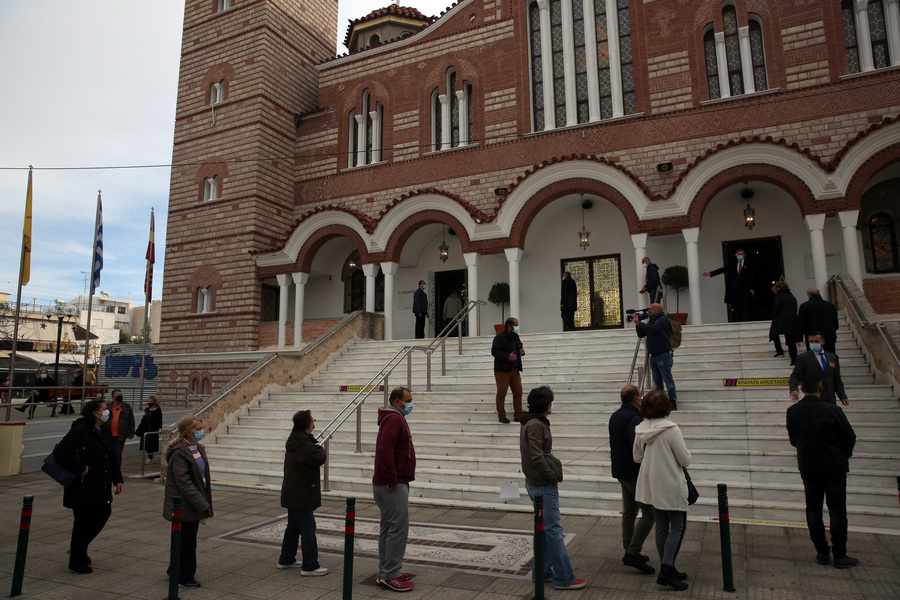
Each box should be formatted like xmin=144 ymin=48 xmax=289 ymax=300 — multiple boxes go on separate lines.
xmin=136 ymin=395 xmax=164 ymax=462
xmin=277 ymin=410 xmax=328 ymax=575
xmin=769 ymin=281 xmax=800 ymax=363
xmin=53 ymin=399 xmax=124 ymax=574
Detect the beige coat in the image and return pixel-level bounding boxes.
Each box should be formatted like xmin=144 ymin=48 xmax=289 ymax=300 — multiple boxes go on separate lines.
xmin=633 ymin=417 xmax=692 ymax=511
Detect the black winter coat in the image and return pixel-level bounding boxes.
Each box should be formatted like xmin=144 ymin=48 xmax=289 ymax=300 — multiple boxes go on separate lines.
xmin=709 ymin=260 xmax=754 ymax=304
xmin=54 ymin=418 xmax=123 ymax=509
xmin=281 ymin=430 xmax=327 ymax=512
xmin=797 ymin=295 xmax=839 ymax=338
xmin=136 ymin=407 xmax=164 ymax=454
xmin=560 ymin=276 xmax=577 ymax=311
xmin=608 ymin=403 xmax=642 ymax=480
xmin=491 ymin=330 xmax=523 ymax=372
xmin=786 ymin=395 xmax=855 ymax=474
xmin=769 ymin=290 xmax=798 ymax=340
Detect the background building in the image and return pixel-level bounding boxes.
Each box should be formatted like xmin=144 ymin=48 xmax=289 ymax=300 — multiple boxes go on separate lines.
xmin=159 ymin=0 xmax=900 ymax=396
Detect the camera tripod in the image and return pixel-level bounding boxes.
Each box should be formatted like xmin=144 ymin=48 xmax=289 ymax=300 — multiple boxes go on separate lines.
xmin=627 ymin=335 xmax=652 ymax=390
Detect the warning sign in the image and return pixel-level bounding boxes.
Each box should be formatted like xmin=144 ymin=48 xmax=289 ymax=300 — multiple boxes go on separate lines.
xmin=339 ymin=385 xmax=385 ymax=392
xmin=722 ymin=378 xmax=789 ymax=387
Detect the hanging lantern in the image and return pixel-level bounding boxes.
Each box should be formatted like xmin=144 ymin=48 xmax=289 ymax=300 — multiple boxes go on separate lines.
xmin=744 ymin=202 xmax=756 ymax=230
xmin=578 ymin=195 xmax=591 ymax=250
xmin=439 ymin=225 xmax=449 ymax=262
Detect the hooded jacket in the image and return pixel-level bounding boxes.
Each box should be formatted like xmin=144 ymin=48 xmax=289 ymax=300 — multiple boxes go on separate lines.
xmin=633 ymin=417 xmax=692 ymax=511
xmin=54 ymin=417 xmax=122 ymax=509
xmin=281 ymin=429 xmax=327 ymax=511
xmin=163 ymin=439 xmax=213 ymax=522
xmin=372 ymin=406 xmax=416 ymax=487
xmin=519 ymin=413 xmax=563 ymax=487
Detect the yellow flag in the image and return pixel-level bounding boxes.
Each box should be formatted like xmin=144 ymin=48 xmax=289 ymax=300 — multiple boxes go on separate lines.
xmin=22 ymin=170 xmax=33 ymax=286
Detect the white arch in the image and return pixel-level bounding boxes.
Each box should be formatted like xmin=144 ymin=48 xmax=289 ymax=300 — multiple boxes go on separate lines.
xmin=370 ymin=193 xmax=477 ymax=252
xmin=670 ymin=143 xmax=840 ymax=214
xmin=484 ymin=160 xmax=648 ymax=240
xmin=831 ymin=120 xmax=900 ymax=194
xmin=254 ymin=210 xmax=371 ymax=268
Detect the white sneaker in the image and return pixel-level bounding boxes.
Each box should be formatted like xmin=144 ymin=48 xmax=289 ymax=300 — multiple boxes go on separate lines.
xmin=301 ymin=567 xmax=329 ymax=577
xmin=277 ymin=560 xmax=301 ymax=569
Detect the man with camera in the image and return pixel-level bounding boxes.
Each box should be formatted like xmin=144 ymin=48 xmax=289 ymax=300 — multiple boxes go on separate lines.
xmin=630 ymin=303 xmax=678 ymax=410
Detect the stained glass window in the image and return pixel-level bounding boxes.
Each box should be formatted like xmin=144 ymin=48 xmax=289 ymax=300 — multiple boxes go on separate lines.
xmin=595 ymin=0 xmax=612 ymax=119
xmin=530 ymin=2 xmax=545 ymax=131
xmin=868 ymin=0 xmax=890 ymax=69
xmin=466 ymin=82 xmax=474 ymax=144
xmin=748 ymin=19 xmax=767 ymax=91
xmin=722 ymin=5 xmax=743 ymax=96
xmin=842 ymin=0 xmax=860 ymax=74
xmin=573 ymin=0 xmax=589 ymax=123
xmin=551 ymin=0 xmax=567 ymax=125
xmin=348 ymin=109 xmax=357 ymax=167
xmin=450 ymin=69 xmax=460 ymax=147
xmin=869 ymin=213 xmax=898 ymax=273
xmin=618 ymin=0 xmax=636 ymax=114
xmin=433 ymin=90 xmax=442 ymax=151
xmin=704 ymin=28 xmax=720 ymax=100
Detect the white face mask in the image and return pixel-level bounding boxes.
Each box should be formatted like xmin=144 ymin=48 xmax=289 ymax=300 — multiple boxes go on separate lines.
xmin=40 ymin=374 xmax=47 ymax=379
xmin=97 ymin=409 xmax=110 ymax=423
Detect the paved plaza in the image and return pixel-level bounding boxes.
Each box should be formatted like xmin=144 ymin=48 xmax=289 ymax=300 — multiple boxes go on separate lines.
xmin=1 ymin=455 xmax=898 ymax=599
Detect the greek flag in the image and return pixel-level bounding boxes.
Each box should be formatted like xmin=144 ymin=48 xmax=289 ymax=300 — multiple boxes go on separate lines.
xmin=91 ymin=195 xmax=103 ymax=294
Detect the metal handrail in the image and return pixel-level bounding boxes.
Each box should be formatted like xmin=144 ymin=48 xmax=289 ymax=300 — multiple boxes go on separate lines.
xmin=2 ymin=384 xmax=108 ymax=420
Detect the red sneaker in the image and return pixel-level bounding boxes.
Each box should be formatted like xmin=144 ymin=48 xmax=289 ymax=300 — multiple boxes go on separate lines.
xmin=377 ymin=576 xmax=415 ymax=592
xmin=554 ymin=578 xmax=586 ymax=590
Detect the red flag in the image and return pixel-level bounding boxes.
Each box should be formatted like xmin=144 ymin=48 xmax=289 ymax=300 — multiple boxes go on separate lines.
xmin=144 ymin=210 xmax=155 ymax=303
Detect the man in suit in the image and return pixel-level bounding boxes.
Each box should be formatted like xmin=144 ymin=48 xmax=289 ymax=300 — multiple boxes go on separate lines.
xmin=786 ymin=372 xmax=857 ymax=568
xmin=560 ymin=271 xmax=577 ymax=331
xmin=797 ymin=288 xmax=839 ymax=354
xmin=703 ymin=249 xmax=754 ymax=322
xmin=789 ymin=332 xmax=849 ymax=406
xmin=412 ymin=280 xmax=428 ymax=339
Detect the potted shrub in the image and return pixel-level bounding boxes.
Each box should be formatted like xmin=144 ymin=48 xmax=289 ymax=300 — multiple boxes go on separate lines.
xmin=661 ymin=265 xmax=689 ymax=325
xmin=488 ymin=281 xmax=510 ymax=334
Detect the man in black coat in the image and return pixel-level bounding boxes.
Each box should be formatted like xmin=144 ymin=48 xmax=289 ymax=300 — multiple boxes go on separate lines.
xmin=608 ymin=386 xmax=655 ymax=574
xmin=797 ymin=288 xmax=839 ymax=354
xmin=412 ymin=280 xmax=428 ymax=339
xmin=639 ymin=257 xmax=663 ymax=304
xmin=703 ymin=249 xmax=755 ymax=322
xmin=789 ymin=332 xmax=849 ymax=406
xmin=560 ymin=271 xmax=577 ymax=331
xmin=786 ymin=373 xmax=857 ymax=568
xmin=491 ymin=317 xmax=524 ymax=423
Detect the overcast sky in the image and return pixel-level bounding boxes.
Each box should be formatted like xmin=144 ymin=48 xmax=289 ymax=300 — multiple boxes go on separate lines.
xmin=0 ymin=0 xmax=452 ymax=310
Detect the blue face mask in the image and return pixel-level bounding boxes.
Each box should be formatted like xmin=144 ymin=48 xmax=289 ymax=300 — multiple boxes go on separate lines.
xmin=402 ymin=402 xmax=413 ymax=416
xmin=736 ymin=254 xmax=744 ymax=261
xmin=193 ymin=430 xmax=205 ymax=442
xmin=809 ymin=343 xmax=822 ymax=353
xmin=513 ymin=325 xmax=520 ymax=334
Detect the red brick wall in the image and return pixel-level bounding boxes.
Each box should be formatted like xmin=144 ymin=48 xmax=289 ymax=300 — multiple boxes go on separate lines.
xmin=863 ymin=278 xmax=900 ymax=314
xmin=258 ymin=318 xmax=344 ymax=348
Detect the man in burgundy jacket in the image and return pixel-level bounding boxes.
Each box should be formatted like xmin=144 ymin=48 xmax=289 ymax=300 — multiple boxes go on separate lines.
xmin=372 ymin=387 xmax=417 ymax=592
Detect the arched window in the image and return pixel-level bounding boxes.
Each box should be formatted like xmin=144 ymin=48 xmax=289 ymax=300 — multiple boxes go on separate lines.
xmin=216 ymin=0 xmax=232 ymax=13
xmin=869 ymin=213 xmax=899 ymax=272
xmin=196 ymin=286 xmax=213 ymax=313
xmin=201 ymin=377 xmax=212 ymax=395
xmin=722 ymin=5 xmax=743 ymax=95
xmin=203 ymin=176 xmax=219 ymax=202
xmin=342 ymin=251 xmax=384 ymax=312
xmin=529 ymin=0 xmax=638 ymax=132
xmin=348 ymin=90 xmax=383 ymax=167
xmin=430 ymin=68 xmax=473 ymax=151
xmin=748 ymin=17 xmax=768 ymax=92
xmin=703 ymin=7 xmax=767 ymax=100
xmin=841 ymin=0 xmax=898 ymax=73
xmin=704 ymin=27 xmax=721 ymax=100
xmin=209 ymin=81 xmax=225 ymax=105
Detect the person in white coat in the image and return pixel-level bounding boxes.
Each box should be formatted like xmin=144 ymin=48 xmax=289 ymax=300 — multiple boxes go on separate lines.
xmin=633 ymin=390 xmax=692 ymax=591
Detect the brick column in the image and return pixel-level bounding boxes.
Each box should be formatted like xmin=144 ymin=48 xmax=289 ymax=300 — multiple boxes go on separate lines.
xmin=683 ymin=227 xmax=701 ymax=325
xmin=838 ymin=210 xmax=863 ymax=286
xmin=505 ymin=248 xmax=524 ymax=322
xmin=805 ymin=214 xmax=828 ymax=294
xmin=381 ymin=262 xmax=399 ymax=341
xmin=276 ymin=273 xmax=290 ymax=348
xmin=362 ymin=263 xmax=378 ymax=313
xmin=292 ymin=272 xmax=309 ymax=347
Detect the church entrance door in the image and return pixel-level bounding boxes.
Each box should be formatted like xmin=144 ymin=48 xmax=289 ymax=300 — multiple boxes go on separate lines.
xmin=561 ymin=254 xmax=623 ymax=329
xmin=721 ymin=236 xmax=784 ymax=322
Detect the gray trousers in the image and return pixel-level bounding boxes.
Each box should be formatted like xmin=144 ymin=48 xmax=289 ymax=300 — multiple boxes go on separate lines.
xmin=654 ymin=509 xmax=686 ymax=566
xmin=618 ymin=478 xmax=655 ymax=555
xmin=373 ymin=483 xmax=409 ymax=580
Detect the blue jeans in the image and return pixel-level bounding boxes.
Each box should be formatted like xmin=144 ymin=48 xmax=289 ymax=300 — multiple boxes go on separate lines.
xmin=525 ymin=483 xmax=576 ymax=587
xmin=279 ymin=510 xmax=319 ymax=571
xmin=650 ymin=352 xmax=677 ymax=401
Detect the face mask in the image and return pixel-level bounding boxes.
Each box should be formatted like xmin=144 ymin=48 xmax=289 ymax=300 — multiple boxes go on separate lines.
xmin=98 ymin=409 xmax=110 ymax=423
xmin=402 ymin=402 xmax=413 ymax=416
xmin=193 ymin=430 xmax=205 ymax=442
xmin=809 ymin=343 xmax=822 ymax=353
xmin=736 ymin=254 xmax=744 ymax=261
xmin=40 ymin=374 xmax=47 ymax=379
xmin=513 ymin=325 xmax=520 ymax=334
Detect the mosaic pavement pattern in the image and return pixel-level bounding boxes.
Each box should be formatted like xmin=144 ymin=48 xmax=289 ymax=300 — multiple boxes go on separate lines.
xmin=212 ymin=513 xmax=574 ymax=577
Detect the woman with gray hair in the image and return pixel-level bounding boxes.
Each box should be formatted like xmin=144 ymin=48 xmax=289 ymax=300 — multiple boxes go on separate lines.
xmin=163 ymin=414 xmax=212 ymax=589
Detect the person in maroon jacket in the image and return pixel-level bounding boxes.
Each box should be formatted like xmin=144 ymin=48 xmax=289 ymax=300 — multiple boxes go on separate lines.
xmin=372 ymin=387 xmax=417 ymax=592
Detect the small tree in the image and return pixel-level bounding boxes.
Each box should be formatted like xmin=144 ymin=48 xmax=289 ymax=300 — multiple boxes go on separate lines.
xmin=661 ymin=265 xmax=689 ymax=313
xmin=488 ymin=282 xmax=510 ymax=322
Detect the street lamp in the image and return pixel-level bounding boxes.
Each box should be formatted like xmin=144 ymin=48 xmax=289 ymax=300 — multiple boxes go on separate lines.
xmin=41 ymin=304 xmax=78 ymax=389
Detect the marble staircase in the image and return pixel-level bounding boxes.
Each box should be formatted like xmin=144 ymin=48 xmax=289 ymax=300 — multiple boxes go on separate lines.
xmin=204 ymin=320 xmax=900 ymax=532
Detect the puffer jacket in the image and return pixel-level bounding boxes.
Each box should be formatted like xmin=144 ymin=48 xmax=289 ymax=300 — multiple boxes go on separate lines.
xmin=163 ymin=439 xmax=213 ymax=522
xmin=281 ymin=430 xmax=327 ymax=511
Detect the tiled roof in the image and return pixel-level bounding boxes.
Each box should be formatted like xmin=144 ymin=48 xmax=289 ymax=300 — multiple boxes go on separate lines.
xmin=343 ymin=4 xmax=434 ymax=49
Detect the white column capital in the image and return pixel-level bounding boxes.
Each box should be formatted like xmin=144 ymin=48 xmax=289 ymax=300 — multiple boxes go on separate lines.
xmin=682 ymin=227 xmax=700 ymax=244
xmin=504 ymin=247 xmax=524 ymax=262
xmin=380 ymin=261 xmax=399 ymax=275
xmin=631 ymin=233 xmax=648 ymax=249
xmin=805 ymin=213 xmax=826 ymax=231
xmin=291 ymin=272 xmax=309 ymax=285
xmin=463 ymin=252 xmax=480 ymax=267
xmin=276 ymin=273 xmax=290 ymax=286
xmin=361 ymin=263 xmax=379 ymax=277
xmin=838 ymin=210 xmax=860 ymax=228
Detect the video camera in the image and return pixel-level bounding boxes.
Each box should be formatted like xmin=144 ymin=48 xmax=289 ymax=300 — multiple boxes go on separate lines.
xmin=625 ymin=308 xmax=650 ymax=321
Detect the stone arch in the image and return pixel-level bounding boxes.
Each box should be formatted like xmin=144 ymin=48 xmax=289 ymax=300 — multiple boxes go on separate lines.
xmin=686 ymin=164 xmax=817 ymax=228
xmin=507 ymin=178 xmax=640 ymax=249
xmin=295 ymin=225 xmax=371 ymax=274
xmin=381 ymin=210 xmax=474 ymax=264
xmin=844 ymin=144 xmax=900 ymax=210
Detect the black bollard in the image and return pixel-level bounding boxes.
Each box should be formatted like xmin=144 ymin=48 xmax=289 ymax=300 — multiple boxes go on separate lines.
xmin=9 ymin=495 xmax=33 ymax=597
xmin=343 ymin=498 xmax=355 ymax=600
xmin=533 ymin=494 xmax=544 ymax=600
xmin=168 ymin=496 xmax=182 ymax=600
xmin=717 ymin=484 xmax=736 ymax=592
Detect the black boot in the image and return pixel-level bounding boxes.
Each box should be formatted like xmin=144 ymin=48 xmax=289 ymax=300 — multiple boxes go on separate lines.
xmin=672 ymin=566 xmax=687 ymax=580
xmin=622 ymin=552 xmax=655 ymax=574
xmin=657 ymin=565 xmax=688 ymax=591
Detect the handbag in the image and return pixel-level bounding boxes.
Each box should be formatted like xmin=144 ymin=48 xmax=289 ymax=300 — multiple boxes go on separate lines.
xmin=42 ymin=428 xmax=88 ymax=486
xmin=684 ymin=467 xmax=699 ymax=505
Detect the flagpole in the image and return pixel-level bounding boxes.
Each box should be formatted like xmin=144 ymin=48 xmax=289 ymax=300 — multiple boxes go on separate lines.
xmin=139 ymin=209 xmax=154 ymax=408
xmin=82 ymin=191 xmax=102 ymax=404
xmin=6 ymin=168 xmax=33 ymax=421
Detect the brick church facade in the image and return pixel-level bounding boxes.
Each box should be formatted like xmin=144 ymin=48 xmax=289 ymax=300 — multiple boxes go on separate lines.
xmin=159 ymin=0 xmax=900 ymax=396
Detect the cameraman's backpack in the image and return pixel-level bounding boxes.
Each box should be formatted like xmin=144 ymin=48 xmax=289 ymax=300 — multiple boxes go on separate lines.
xmin=666 ymin=316 xmax=682 ymax=351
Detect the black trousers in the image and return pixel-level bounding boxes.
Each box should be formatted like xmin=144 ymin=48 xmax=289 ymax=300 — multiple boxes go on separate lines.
xmin=70 ymin=504 xmax=111 ymax=567
xmin=772 ymin=333 xmax=798 ymax=360
xmin=801 ymin=472 xmax=848 ymax=558
xmin=414 ymin=314 xmax=426 ymax=339
xmin=179 ymin=520 xmax=200 ymax=583
xmin=561 ymin=310 xmax=575 ymax=331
